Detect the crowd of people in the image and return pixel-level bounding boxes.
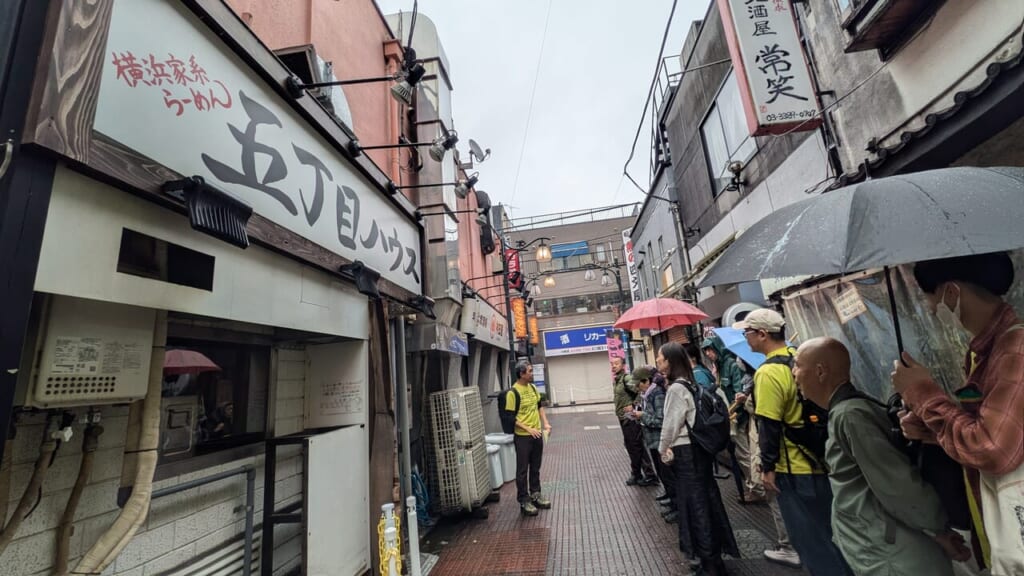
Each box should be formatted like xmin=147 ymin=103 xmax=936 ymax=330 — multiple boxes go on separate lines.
xmin=506 ymin=251 xmax=1024 ymax=576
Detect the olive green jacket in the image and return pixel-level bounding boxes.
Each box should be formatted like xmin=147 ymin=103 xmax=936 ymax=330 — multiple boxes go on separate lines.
xmin=612 ymin=370 xmax=637 ymax=420
xmin=826 ymin=383 xmax=954 ymax=576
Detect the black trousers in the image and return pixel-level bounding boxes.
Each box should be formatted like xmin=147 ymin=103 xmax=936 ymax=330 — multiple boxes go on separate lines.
xmin=514 ymin=434 xmax=544 ymax=503
xmin=672 ymin=443 xmax=740 ymax=564
xmin=619 ymin=419 xmax=655 ymax=478
xmin=650 ymin=447 xmax=676 ymax=500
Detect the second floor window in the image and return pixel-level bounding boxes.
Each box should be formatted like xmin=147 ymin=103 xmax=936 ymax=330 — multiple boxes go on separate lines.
xmin=702 ymin=70 xmax=757 ymax=197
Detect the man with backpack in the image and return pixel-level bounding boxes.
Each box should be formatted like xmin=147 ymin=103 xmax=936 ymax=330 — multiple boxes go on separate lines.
xmin=737 ymin=309 xmax=853 ymax=576
xmin=502 ymin=360 xmax=552 ymax=516
xmin=794 ymin=337 xmax=971 ymax=575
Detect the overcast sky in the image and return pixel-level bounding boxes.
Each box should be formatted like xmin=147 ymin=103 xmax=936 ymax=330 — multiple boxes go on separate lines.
xmin=375 ymin=0 xmax=708 ymax=219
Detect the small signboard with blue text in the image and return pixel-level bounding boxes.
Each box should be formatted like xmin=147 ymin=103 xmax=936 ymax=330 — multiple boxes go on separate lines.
xmin=543 ymin=326 xmax=613 ymax=357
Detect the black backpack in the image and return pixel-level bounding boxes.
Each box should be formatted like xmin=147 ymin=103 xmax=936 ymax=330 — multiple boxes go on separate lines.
xmin=763 ymin=351 xmax=830 ymax=465
xmin=497 ymin=384 xmax=538 ymax=434
xmin=681 ymin=379 xmax=731 ymax=455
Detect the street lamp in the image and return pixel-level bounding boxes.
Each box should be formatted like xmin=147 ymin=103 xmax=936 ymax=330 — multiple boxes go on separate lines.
xmin=543 ymin=275 xmax=556 ymax=288
xmin=531 ymin=283 xmax=542 ymax=296
xmin=583 ymin=268 xmax=596 ymax=281
xmin=535 ymin=240 xmax=552 ymax=263
xmin=601 ymin=271 xmax=612 ymax=287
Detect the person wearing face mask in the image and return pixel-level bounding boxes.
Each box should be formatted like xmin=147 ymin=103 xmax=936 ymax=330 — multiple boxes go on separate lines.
xmin=891 ymin=251 xmax=1024 ymax=575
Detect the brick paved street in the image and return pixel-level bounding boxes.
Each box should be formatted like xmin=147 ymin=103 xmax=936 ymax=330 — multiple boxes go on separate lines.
xmin=423 ymin=403 xmax=810 ymax=576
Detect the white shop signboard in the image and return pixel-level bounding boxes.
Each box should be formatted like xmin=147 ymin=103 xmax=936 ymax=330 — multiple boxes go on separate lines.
xmin=460 ymin=297 xmax=510 ymax=351
xmin=94 ymin=0 xmax=422 ymax=293
xmin=719 ymin=0 xmax=822 ymax=136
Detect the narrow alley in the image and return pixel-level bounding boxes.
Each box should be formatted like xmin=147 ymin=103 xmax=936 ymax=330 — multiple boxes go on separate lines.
xmin=424 ymin=404 xmax=806 ymax=576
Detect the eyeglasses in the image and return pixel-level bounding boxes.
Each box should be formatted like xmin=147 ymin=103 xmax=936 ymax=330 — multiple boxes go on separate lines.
xmin=743 ymin=328 xmax=763 ymax=336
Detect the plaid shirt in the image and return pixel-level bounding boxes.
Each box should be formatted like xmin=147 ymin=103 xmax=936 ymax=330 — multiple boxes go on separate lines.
xmin=903 ymin=303 xmax=1024 ymax=476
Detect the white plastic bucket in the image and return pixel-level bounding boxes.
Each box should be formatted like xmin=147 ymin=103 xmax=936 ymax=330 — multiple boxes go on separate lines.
xmin=486 ymin=444 xmax=502 ymax=491
xmin=485 ymin=433 xmax=516 ymax=483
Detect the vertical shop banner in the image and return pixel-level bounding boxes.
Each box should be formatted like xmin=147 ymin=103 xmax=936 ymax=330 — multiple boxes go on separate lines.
xmin=512 ymin=297 xmax=528 ymax=340
xmin=718 ymin=0 xmax=822 ymax=136
xmin=621 ymin=229 xmax=642 ymax=304
xmin=528 ymin=316 xmax=540 ymax=345
xmin=606 ymin=329 xmax=626 ymax=369
xmin=505 ymin=249 xmax=523 ymax=290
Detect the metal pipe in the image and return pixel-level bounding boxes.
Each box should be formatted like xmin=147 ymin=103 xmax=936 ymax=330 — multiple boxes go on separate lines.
xmin=151 ymin=464 xmax=256 ymax=576
xmin=245 ymin=468 xmax=255 ymax=575
xmin=395 ymin=318 xmax=413 ymax=506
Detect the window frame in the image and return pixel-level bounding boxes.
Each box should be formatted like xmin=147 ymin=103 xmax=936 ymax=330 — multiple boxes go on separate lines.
xmin=700 ymin=69 xmax=759 ymax=198
xmin=155 ymin=322 xmax=274 ymax=478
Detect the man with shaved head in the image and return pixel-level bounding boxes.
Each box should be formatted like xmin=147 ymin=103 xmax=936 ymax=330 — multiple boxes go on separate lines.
xmin=793 ymin=337 xmax=971 ymax=575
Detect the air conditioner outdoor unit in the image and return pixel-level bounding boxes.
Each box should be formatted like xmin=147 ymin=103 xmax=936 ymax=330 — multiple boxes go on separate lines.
xmin=429 ymin=387 xmax=490 ymax=512
xmin=19 ymin=295 xmax=156 ymax=409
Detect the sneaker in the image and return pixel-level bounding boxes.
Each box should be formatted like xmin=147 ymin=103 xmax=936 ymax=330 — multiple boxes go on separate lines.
xmin=531 ymin=492 xmax=551 ymax=509
xmin=742 ymin=491 xmax=767 ymax=505
xmin=656 ymin=494 xmax=673 ymax=503
xmin=763 ymin=546 xmax=801 ymax=568
xmin=625 ymin=476 xmax=639 ymax=486
xmin=637 ymin=475 xmax=658 ymax=487
xmin=662 ymin=510 xmax=678 ymax=524
xmin=520 ymin=501 xmax=539 ymax=516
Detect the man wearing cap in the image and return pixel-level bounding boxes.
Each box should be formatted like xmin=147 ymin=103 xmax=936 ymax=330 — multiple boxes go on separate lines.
xmin=737 ymin=309 xmax=852 ymax=576
xmin=613 ymin=357 xmax=656 ymax=486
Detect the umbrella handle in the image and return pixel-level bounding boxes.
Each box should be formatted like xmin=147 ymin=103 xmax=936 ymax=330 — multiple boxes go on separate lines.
xmin=884 ymin=267 xmax=910 ymax=367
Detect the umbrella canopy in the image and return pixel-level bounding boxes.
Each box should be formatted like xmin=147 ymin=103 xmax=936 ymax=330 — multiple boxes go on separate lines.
xmin=699 ymin=166 xmax=1024 ymax=287
xmin=712 ymin=327 xmax=767 ymax=370
xmin=613 ymin=298 xmax=708 ymax=331
xmin=164 ymin=349 xmax=221 ymax=375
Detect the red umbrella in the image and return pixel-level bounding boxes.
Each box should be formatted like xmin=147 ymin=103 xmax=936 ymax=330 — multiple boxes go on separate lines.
xmin=164 ymin=349 xmax=221 ymax=375
xmin=613 ymin=298 xmax=708 ymax=331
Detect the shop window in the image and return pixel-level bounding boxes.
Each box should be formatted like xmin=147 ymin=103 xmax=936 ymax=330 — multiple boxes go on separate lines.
xmin=701 ymin=70 xmax=757 ymax=197
xmin=661 ymin=264 xmax=676 ymax=292
xmin=158 ymin=336 xmax=270 ymax=467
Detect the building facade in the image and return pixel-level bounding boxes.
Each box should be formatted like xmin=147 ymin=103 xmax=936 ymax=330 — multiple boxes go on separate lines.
xmin=0 ymin=1 xmax=428 ymax=574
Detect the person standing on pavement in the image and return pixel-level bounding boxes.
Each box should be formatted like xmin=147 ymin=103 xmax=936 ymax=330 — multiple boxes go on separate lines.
xmin=892 ymin=252 xmax=1024 ymax=574
xmin=632 ymin=366 xmax=678 ymax=524
xmin=613 ymin=356 xmax=656 ymax=486
xmin=737 ymin=309 xmax=853 ymax=576
xmin=736 ymin=355 xmax=801 ymax=569
xmin=796 ymin=337 xmax=971 ymax=575
xmin=659 ymin=342 xmax=739 ymax=576
xmin=508 ymin=360 xmax=552 ymax=517
xmin=687 ymin=343 xmax=717 ymax=392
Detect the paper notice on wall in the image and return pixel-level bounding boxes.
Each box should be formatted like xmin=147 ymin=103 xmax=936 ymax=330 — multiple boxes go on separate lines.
xmin=830 ymin=285 xmax=869 ymax=324
xmin=318 ymin=378 xmax=364 ymax=415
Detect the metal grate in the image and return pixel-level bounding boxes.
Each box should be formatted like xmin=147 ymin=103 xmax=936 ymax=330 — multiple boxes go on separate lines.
xmin=465 ymin=443 xmax=492 ymax=504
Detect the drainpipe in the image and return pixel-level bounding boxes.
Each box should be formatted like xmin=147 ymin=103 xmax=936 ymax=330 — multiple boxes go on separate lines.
xmin=74 ymin=310 xmax=167 ymax=574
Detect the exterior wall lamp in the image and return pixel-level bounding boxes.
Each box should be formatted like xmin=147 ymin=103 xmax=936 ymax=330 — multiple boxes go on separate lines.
xmin=283 ymin=53 xmax=427 ymax=107
xmin=161 ymin=176 xmax=253 ymax=249
xmin=386 ymin=172 xmax=477 ymax=196
xmin=347 ymin=132 xmax=459 ymax=164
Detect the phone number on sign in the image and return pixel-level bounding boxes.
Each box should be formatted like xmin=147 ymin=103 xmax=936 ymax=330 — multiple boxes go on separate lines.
xmin=765 ymin=110 xmax=818 ymax=122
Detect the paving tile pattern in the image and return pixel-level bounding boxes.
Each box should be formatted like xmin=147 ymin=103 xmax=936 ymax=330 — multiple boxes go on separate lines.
xmin=425 ymin=404 xmax=809 ymax=576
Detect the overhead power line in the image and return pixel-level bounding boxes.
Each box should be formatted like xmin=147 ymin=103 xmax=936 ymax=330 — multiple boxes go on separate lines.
xmin=509 ymin=0 xmax=554 ymax=206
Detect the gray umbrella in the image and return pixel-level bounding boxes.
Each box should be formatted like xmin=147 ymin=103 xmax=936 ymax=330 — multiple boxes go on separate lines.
xmin=699 ymin=166 xmax=1024 ymax=288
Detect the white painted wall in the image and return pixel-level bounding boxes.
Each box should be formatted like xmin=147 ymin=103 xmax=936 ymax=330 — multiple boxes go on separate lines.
xmin=36 ymin=167 xmax=369 ymax=341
